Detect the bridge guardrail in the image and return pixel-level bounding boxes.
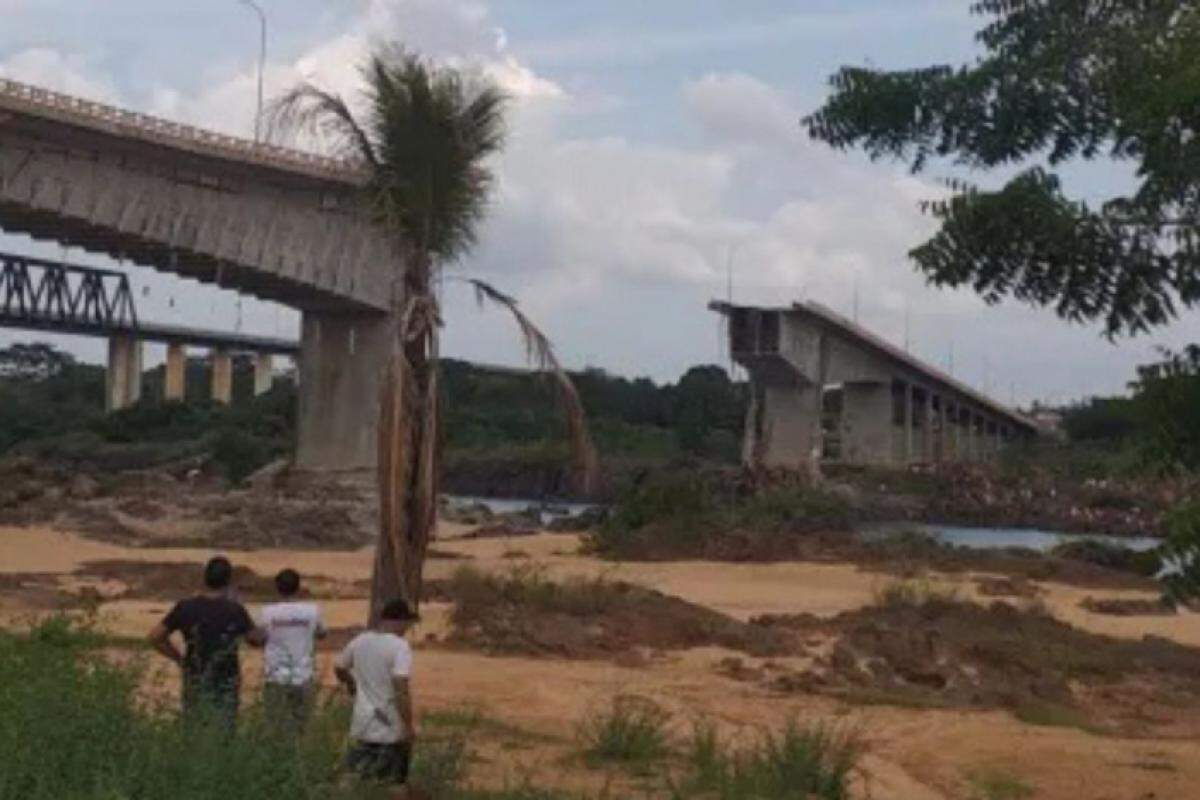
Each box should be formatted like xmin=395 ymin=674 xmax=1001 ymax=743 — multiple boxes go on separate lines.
xmin=0 ymin=77 xmax=365 ymax=182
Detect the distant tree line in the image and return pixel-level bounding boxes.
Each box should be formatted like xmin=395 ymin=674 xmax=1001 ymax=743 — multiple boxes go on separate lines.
xmin=1061 ymin=346 xmax=1200 ymax=473
xmin=0 ymin=343 xmax=748 ymax=471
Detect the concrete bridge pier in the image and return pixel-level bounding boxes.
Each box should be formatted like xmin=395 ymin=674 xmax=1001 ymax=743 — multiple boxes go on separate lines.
xmin=105 ymin=334 xmax=143 ymax=412
xmin=211 ymin=349 xmax=233 ymax=405
xmin=296 ymin=310 xmax=393 ymax=472
xmin=164 ymin=343 xmax=186 ymax=402
xmin=253 ymin=353 xmax=274 ymax=396
xmin=840 ymin=382 xmax=891 ymax=466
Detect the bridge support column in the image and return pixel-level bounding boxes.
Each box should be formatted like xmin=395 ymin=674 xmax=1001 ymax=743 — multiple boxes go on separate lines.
xmin=296 ymin=311 xmax=393 ymax=471
xmin=164 ymin=343 xmax=186 ymax=401
xmin=840 ymin=382 xmax=893 ymax=466
xmin=211 ymin=348 xmax=233 ymax=405
xmin=105 ymin=334 xmax=143 ymax=412
xmin=253 ymin=353 xmax=274 ymax=396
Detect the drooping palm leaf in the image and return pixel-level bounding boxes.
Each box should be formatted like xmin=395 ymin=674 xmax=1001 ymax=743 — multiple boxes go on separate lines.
xmin=461 ymin=278 xmax=601 ymax=496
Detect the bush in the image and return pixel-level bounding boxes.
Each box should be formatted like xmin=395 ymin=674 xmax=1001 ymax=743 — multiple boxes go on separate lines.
xmin=0 ymin=618 xmax=387 ymax=800
xmin=674 ymin=719 xmax=861 ymax=800
xmin=1050 ymin=539 xmax=1162 ymax=577
xmin=590 ymin=469 xmax=854 ymax=560
xmin=578 ymin=695 xmax=672 ymax=771
xmin=1161 ymin=500 xmax=1200 ymax=604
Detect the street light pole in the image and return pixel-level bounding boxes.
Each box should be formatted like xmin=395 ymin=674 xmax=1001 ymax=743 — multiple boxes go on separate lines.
xmin=238 ymin=0 xmax=266 ymax=143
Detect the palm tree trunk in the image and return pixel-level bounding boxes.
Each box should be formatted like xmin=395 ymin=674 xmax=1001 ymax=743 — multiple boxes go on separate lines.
xmin=369 ymin=255 xmax=439 ymax=622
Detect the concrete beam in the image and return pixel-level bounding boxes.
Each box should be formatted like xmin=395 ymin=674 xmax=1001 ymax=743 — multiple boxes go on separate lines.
xmin=164 ymin=342 xmax=186 ymax=401
xmin=253 ymin=352 xmax=274 ymax=396
xmin=211 ymin=348 xmax=233 ymax=405
xmin=105 ymin=334 xmax=142 ymax=412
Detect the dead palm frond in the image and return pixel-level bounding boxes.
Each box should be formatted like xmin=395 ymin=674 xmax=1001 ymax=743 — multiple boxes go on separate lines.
xmin=460 ymin=278 xmax=600 ymax=496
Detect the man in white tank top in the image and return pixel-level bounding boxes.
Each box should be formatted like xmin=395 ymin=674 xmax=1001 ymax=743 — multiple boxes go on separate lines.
xmin=260 ymin=568 xmax=326 ymax=730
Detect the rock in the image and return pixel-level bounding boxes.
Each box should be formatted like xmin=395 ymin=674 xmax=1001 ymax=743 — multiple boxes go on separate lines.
xmin=68 ymin=474 xmax=101 ymax=500
xmin=245 ymin=458 xmax=291 ymax=491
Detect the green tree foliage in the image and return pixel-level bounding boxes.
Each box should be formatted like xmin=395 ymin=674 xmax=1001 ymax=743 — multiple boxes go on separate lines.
xmin=805 ymin=1 xmax=1200 ymax=335
xmin=1060 ymin=397 xmax=1139 ymax=442
xmin=1129 ymin=345 xmax=1200 ymax=471
xmin=1160 ymin=500 xmax=1200 ymax=604
xmin=673 ymin=366 xmax=743 ymax=458
xmin=0 ymin=343 xmax=104 ymax=452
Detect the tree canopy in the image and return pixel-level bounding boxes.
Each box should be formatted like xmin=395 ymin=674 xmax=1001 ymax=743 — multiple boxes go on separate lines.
xmin=804 ymin=1 xmax=1200 ymax=336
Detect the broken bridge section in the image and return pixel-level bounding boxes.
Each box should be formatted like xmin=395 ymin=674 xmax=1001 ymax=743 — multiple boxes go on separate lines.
xmin=711 ymin=300 xmax=1040 ymax=472
xmin=0 ymin=78 xmax=399 ymax=470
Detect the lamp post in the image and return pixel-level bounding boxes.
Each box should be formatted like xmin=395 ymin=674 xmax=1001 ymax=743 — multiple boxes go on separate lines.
xmin=238 ymin=0 xmax=266 ymax=143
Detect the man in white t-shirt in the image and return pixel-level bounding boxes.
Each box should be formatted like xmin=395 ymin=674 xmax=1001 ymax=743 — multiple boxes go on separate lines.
xmin=334 ymin=598 xmax=418 ymax=790
xmin=260 ymin=568 xmax=326 ymax=729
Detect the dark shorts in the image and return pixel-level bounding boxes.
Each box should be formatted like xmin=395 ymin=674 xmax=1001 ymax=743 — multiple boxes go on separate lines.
xmin=345 ymin=740 xmax=412 ymax=784
xmin=263 ymin=682 xmax=311 ymax=730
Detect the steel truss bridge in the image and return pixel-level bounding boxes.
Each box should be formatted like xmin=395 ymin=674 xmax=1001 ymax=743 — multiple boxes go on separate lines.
xmin=0 ymin=251 xmax=298 ymax=355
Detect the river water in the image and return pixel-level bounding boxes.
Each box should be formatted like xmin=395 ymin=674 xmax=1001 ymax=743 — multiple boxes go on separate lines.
xmin=864 ymin=522 xmax=1162 ymax=554
xmin=450 ymin=496 xmax=1163 ymax=553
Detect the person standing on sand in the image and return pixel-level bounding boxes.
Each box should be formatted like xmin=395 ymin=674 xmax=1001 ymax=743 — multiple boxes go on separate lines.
xmin=148 ymin=556 xmax=265 ymax=731
xmin=334 ymin=599 xmax=418 ymax=792
xmin=260 ymin=568 xmax=326 ymax=730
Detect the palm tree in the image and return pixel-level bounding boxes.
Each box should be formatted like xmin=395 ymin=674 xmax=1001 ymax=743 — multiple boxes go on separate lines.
xmin=273 ymin=47 xmax=598 ymax=619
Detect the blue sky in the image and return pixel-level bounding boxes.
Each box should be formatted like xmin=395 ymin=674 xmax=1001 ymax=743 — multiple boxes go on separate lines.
xmin=1 ymin=0 xmax=1194 ymax=405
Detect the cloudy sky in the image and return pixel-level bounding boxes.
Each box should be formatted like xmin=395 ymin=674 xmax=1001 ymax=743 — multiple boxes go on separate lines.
xmin=1 ymin=0 xmax=1196 ymax=405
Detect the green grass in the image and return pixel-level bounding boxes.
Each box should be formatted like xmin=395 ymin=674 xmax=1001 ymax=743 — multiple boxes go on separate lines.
xmin=965 ymin=767 xmax=1034 ymax=800
xmin=672 ymin=719 xmax=861 ymax=800
xmin=578 ymin=695 xmax=672 ymax=773
xmin=1012 ymin=701 xmax=1105 ymax=735
xmin=872 ymin=578 xmax=960 ymax=608
xmin=0 ymin=617 xmax=390 ymax=800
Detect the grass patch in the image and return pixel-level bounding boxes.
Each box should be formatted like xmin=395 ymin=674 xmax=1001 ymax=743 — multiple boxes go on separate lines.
xmin=872 ymin=578 xmax=960 ymax=608
xmin=1013 ymin=701 xmax=1105 ymax=735
xmin=673 ymin=719 xmax=861 ymax=800
xmin=589 ymin=469 xmax=854 ymax=561
xmin=578 ymin=695 xmax=672 ymax=773
xmin=965 ymin=767 xmax=1034 ymax=800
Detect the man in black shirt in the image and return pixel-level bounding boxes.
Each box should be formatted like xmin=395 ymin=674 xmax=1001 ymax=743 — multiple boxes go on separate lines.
xmin=148 ymin=556 xmax=265 ymax=730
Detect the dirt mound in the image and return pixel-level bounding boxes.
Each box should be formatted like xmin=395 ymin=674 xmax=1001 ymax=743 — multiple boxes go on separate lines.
xmin=442 ymin=566 xmax=793 ymax=660
xmin=755 ymin=598 xmax=1200 ymax=733
xmin=1079 ymin=596 xmax=1177 ymax=616
xmin=75 ymin=560 xmax=362 ymax=602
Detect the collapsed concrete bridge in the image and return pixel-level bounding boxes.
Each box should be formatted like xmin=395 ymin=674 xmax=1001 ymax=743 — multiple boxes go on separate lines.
xmin=711 ymin=300 xmax=1040 ymax=471
xmin=0 ymin=78 xmax=398 ymax=470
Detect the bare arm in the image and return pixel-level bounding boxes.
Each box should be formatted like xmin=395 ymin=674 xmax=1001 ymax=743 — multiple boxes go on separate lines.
xmin=244 ymin=626 xmax=267 ymax=648
xmin=393 ymin=676 xmax=415 ymax=741
xmin=335 ymin=665 xmax=356 ymax=696
xmin=147 ymin=623 xmax=182 ymax=666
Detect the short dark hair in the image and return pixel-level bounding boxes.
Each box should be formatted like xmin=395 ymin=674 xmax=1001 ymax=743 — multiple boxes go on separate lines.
xmin=204 ymin=556 xmax=233 ymax=590
xmin=380 ymin=598 xmax=418 ymax=622
xmin=275 ymin=568 xmax=301 ymax=597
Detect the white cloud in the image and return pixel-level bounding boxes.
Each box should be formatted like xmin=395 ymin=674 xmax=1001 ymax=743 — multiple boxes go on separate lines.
xmin=0 ymin=47 xmax=119 ymax=102
xmin=2 ymin=3 xmax=1196 ymax=404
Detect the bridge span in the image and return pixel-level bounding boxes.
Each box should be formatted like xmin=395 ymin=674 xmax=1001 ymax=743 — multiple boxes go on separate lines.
xmin=0 ymin=78 xmax=399 ymax=469
xmin=712 ymin=300 xmax=1040 ymax=470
